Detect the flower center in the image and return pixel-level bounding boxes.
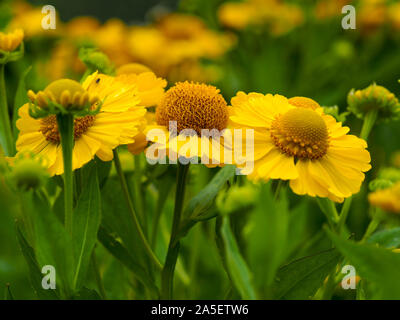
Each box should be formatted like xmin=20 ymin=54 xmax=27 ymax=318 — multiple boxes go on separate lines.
xmin=155 ymin=81 xmax=229 ymax=135
xmin=40 ymin=115 xmax=96 ymax=144
xmin=270 ymin=108 xmax=329 ymax=160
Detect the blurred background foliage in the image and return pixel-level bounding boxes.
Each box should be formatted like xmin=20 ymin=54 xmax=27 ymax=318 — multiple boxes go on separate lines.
xmin=1 ymin=0 xmax=400 ymax=299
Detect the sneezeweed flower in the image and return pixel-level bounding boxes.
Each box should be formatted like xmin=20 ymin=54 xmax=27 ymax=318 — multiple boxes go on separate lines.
xmin=0 ymin=28 xmax=24 ymax=52
xmin=347 ymin=83 xmax=400 ymax=122
xmin=368 ymin=182 xmax=400 ymax=214
xmin=16 ymin=72 xmax=146 ymax=175
xmin=229 ymin=92 xmax=371 ymax=202
xmin=115 ymin=64 xmax=167 ymax=107
xmin=218 ymin=0 xmax=303 ymax=35
xmin=147 ymin=81 xmax=231 ymax=165
xmin=7 ymin=152 xmax=49 ymax=191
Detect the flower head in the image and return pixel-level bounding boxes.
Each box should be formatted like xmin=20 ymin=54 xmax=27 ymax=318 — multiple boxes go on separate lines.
xmin=156 ymin=81 xmax=229 ymax=135
xmin=347 ymin=83 xmax=400 ymax=122
xmin=229 ymin=92 xmax=371 ymax=202
xmin=16 ymin=72 xmax=146 ymax=175
xmin=148 ymin=82 xmax=231 ymax=165
xmin=0 ymin=29 xmax=24 ymax=52
xmin=369 ymin=182 xmax=400 ymax=214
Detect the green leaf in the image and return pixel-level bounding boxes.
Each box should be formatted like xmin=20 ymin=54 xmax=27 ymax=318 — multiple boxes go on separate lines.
xmin=71 ymin=287 xmax=101 ymax=300
xmin=326 ymin=228 xmax=400 ymax=299
xmin=32 ymin=192 xmax=75 ymax=298
xmin=72 ymin=162 xmax=102 ymax=290
xmin=16 ymin=223 xmax=59 ymax=300
xmin=272 ymin=249 xmax=341 ymax=300
xmin=216 ymin=217 xmax=257 ymax=300
xmin=247 ymin=183 xmax=290 ymax=290
xmin=367 ymin=228 xmax=400 ymax=248
xmin=12 ymin=66 xmax=31 ymax=140
xmin=177 ymin=165 xmax=235 ymax=240
xmin=97 ymin=227 xmax=159 ymax=298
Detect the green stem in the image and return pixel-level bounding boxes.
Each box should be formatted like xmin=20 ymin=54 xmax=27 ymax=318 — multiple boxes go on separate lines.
xmin=317 ymin=198 xmax=340 ymax=228
xmin=361 ymin=213 xmax=380 ymax=243
xmin=57 ymin=113 xmax=74 ymax=235
xmin=360 ymin=109 xmax=378 ymax=141
xmin=133 ymin=155 xmax=146 ymax=233
xmin=151 ymin=185 xmax=170 ymax=247
xmin=0 ymin=64 xmax=15 ymax=156
xmin=113 ymin=149 xmax=162 ymax=271
xmin=338 ymin=197 xmax=352 ymax=233
xmin=161 ymin=163 xmax=190 ymax=299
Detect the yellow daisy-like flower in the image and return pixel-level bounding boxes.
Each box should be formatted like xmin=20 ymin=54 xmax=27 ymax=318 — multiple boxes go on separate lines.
xmin=0 ymin=29 xmax=24 ymax=52
xmin=229 ymin=92 xmax=371 ymax=202
xmin=115 ymin=64 xmax=167 ymax=107
xmin=147 ymin=81 xmax=230 ymax=164
xmin=368 ymin=182 xmax=400 ymax=214
xmin=15 ymin=72 xmax=146 ymax=175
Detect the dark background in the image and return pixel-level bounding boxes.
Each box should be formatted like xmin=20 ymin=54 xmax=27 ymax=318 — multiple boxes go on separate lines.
xmin=29 ymin=0 xmax=179 ymax=23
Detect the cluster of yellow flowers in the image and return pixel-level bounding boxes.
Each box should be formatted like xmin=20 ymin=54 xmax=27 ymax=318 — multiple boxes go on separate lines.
xmin=218 ymin=0 xmax=304 ymax=35
xmin=8 ymin=1 xmax=234 ymax=82
xmin=15 ymin=69 xmax=375 ymax=204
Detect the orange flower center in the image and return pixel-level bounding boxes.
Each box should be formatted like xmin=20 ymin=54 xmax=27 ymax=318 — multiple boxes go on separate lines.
xmin=155 ymin=81 xmax=229 ymax=135
xmin=270 ymin=108 xmax=329 ymax=160
xmin=40 ymin=115 xmax=95 ymax=144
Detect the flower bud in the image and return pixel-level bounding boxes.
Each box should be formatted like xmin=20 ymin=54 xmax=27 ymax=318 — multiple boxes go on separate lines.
xmin=8 ymin=153 xmax=49 ymax=191
xmin=347 ymin=83 xmax=400 ymax=122
xmin=79 ymin=47 xmax=115 ymax=75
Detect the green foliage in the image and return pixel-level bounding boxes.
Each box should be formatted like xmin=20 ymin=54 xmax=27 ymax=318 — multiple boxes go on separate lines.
xmin=327 ymin=229 xmax=400 ymax=299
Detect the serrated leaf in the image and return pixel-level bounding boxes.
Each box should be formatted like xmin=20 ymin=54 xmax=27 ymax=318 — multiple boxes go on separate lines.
xmin=216 ymin=217 xmax=256 ymax=300
xmin=326 ymin=228 xmax=400 ymax=299
xmin=72 ymin=162 xmax=102 ymax=290
xmin=272 ymin=249 xmax=341 ymax=300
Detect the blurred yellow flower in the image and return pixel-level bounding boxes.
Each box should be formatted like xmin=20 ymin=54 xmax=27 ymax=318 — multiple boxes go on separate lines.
xmin=229 ymin=92 xmax=371 ymax=202
xmin=128 ymin=14 xmax=234 ymax=79
xmin=9 ymin=5 xmax=60 ymax=38
xmin=218 ymin=0 xmax=303 ymax=35
xmin=15 ymin=72 xmax=146 ymax=175
xmin=369 ymin=182 xmax=400 ymax=213
xmin=0 ymin=29 xmax=24 ymax=52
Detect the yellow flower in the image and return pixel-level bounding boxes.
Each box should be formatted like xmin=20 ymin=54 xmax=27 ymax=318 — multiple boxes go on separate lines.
xmin=127 ymin=112 xmax=156 ymax=155
xmin=218 ymin=2 xmax=255 ymax=30
xmin=15 ymin=72 xmax=146 ymax=175
xmin=369 ymin=182 xmax=400 ymax=213
xmin=388 ymin=3 xmax=400 ymax=30
xmin=9 ymin=6 xmax=60 ymax=38
xmin=147 ymin=82 xmax=231 ymax=164
xmin=0 ymin=29 xmax=24 ymax=52
xmin=229 ymin=92 xmax=371 ymax=202
xmin=116 ymin=64 xmax=167 ymax=107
